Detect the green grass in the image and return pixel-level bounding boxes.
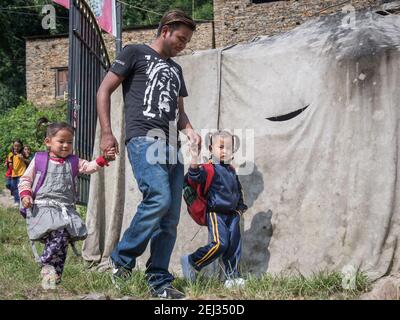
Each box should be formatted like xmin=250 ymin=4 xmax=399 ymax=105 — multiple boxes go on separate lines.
xmin=0 ymin=206 xmax=371 ymax=300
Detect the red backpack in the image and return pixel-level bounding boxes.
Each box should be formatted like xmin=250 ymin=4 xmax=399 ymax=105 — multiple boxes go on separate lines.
xmin=183 ymin=163 xmax=215 ymax=226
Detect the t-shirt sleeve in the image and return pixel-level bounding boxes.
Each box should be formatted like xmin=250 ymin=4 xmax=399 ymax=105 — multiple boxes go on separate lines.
xmin=178 ymin=66 xmax=188 ymax=98
xmin=109 ymin=45 xmax=137 ymax=78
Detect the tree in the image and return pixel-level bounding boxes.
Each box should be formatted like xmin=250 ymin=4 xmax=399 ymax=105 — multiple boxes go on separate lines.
xmin=122 ymin=0 xmax=213 ymax=28
xmin=0 ymin=0 xmax=213 ymax=113
xmin=0 ymin=0 xmax=68 ymax=113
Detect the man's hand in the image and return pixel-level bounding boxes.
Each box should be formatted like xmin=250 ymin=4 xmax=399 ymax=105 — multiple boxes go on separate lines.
xmin=22 ymin=196 xmax=33 ymax=208
xmin=189 ymin=142 xmax=200 ymax=167
xmin=186 ymin=128 xmax=202 ymax=150
xmin=97 ymin=71 xmax=124 ymax=157
xmin=100 ymin=132 xmax=119 ymax=156
xmin=185 ymin=129 xmax=201 ymax=168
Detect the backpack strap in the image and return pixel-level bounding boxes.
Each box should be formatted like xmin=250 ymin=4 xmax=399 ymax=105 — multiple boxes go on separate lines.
xmin=202 ymin=163 xmax=215 ymax=195
xmin=32 ymin=152 xmax=49 ymax=198
xmin=32 ymin=153 xmax=79 ymax=198
xmin=66 ymin=154 xmax=80 ymax=193
xmin=66 ymin=154 xmax=79 ymax=179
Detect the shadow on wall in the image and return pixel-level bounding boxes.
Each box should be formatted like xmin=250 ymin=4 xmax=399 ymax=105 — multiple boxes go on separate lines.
xmin=237 ymin=161 xmax=264 ymax=207
xmin=242 ymin=210 xmax=273 ymax=276
xmin=237 ymin=162 xmax=273 ymax=275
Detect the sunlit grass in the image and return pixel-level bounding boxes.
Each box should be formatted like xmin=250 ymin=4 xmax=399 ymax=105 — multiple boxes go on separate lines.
xmin=0 ymin=207 xmax=371 ymax=300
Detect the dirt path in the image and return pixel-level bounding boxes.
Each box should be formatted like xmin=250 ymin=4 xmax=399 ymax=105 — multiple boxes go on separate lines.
xmin=0 ymin=189 xmax=15 ymax=208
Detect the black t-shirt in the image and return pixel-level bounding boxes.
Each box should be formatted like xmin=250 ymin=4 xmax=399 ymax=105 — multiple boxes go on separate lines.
xmin=110 ymin=44 xmax=188 ymax=145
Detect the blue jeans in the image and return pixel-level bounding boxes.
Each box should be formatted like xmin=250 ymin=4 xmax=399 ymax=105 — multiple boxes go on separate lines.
xmin=5 ymin=177 xmax=12 ymax=195
xmin=10 ymin=177 xmax=20 ymax=203
xmin=111 ymin=136 xmax=184 ymax=291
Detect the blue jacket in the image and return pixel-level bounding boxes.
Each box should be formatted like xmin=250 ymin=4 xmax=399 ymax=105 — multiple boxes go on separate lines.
xmin=188 ymin=163 xmax=248 ymax=215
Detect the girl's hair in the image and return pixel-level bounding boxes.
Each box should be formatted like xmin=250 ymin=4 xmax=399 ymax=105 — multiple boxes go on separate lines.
xmin=12 ymin=139 xmax=23 ymax=153
xmin=23 ymin=145 xmax=31 ymax=153
xmin=36 ymin=117 xmax=74 ymax=138
xmin=13 ymin=139 xmax=23 ymax=146
xmin=206 ymin=130 xmax=240 ymax=153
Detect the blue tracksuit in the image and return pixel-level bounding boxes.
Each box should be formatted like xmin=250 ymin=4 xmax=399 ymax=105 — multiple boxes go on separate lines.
xmin=187 ymin=163 xmax=248 ymax=278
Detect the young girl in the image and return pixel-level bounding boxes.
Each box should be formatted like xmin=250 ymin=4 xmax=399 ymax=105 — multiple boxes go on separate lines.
xmin=4 ymin=153 xmax=13 ymax=197
xmin=7 ymin=139 xmax=26 ymax=206
xmin=22 ymin=145 xmax=33 ymax=166
xmin=18 ymin=121 xmax=115 ymax=289
xmin=181 ymin=130 xmax=248 ymax=288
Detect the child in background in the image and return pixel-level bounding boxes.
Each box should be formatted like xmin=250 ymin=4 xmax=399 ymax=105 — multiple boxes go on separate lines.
xmin=18 ymin=120 xmax=116 ymax=289
xmin=181 ymin=130 xmax=248 ymax=288
xmin=22 ymin=145 xmax=33 ymax=166
xmin=4 ymin=149 xmax=13 ymax=197
xmin=7 ymin=139 xmax=26 ymax=206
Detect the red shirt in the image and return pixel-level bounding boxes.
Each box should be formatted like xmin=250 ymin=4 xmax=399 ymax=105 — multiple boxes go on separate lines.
xmin=4 ymin=159 xmax=12 ymax=177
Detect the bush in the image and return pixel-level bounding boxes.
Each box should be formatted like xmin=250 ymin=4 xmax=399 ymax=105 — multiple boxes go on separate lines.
xmin=0 ymin=83 xmax=20 ymax=115
xmin=0 ymin=99 xmax=67 ymax=162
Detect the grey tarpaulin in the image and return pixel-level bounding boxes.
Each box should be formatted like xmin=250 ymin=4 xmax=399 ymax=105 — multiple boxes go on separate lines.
xmin=83 ymin=8 xmax=400 ymax=280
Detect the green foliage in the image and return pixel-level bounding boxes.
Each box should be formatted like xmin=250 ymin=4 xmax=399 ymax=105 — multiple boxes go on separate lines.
xmin=0 ymin=1 xmax=212 ymax=113
xmin=0 ymin=99 xmax=67 ymax=162
xmin=193 ymin=1 xmax=213 ymax=20
xmin=0 ymin=0 xmax=69 ymax=113
xmin=0 ymin=166 xmax=5 ymax=191
xmin=0 ymin=83 xmax=20 ymax=115
xmin=122 ymin=0 xmax=213 ymax=28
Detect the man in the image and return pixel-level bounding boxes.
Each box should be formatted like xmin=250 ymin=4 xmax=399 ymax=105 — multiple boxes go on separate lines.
xmin=96 ymin=9 xmax=201 ymax=299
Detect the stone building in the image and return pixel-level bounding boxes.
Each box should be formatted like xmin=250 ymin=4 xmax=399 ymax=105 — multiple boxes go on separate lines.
xmin=26 ymin=0 xmax=386 ymax=107
xmin=25 ymin=22 xmax=213 ymax=107
xmin=213 ymin=0 xmax=384 ymax=47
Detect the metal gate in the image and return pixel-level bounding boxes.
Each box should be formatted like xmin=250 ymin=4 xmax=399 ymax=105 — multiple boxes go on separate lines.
xmin=67 ymin=0 xmax=111 ymax=205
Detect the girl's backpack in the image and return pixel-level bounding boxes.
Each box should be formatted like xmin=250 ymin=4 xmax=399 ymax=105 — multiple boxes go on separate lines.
xmin=19 ymin=152 xmax=79 ymax=218
xmin=183 ymin=163 xmax=215 ymax=226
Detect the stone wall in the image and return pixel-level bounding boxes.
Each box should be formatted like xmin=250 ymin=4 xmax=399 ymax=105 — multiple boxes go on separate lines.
xmin=26 ymin=1 xmax=388 ymax=107
xmin=104 ymin=22 xmax=214 ymax=61
xmin=213 ymin=0 xmax=385 ymax=47
xmin=26 ymin=35 xmax=69 ymax=107
xmin=26 ymin=22 xmax=213 ymax=107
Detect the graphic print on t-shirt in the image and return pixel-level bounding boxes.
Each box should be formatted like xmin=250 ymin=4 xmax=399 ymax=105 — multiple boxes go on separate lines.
xmin=142 ymin=55 xmax=181 ymax=119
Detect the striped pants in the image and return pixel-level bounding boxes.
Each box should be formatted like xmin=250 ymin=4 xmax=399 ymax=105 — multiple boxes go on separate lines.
xmin=189 ymin=211 xmax=242 ymax=278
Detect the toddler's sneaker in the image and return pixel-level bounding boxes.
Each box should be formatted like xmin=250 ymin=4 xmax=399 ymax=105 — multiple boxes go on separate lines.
xmin=40 ymin=265 xmax=57 ymax=290
xmin=180 ymin=255 xmax=197 ymax=282
xmin=224 ymin=277 xmax=246 ymax=289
